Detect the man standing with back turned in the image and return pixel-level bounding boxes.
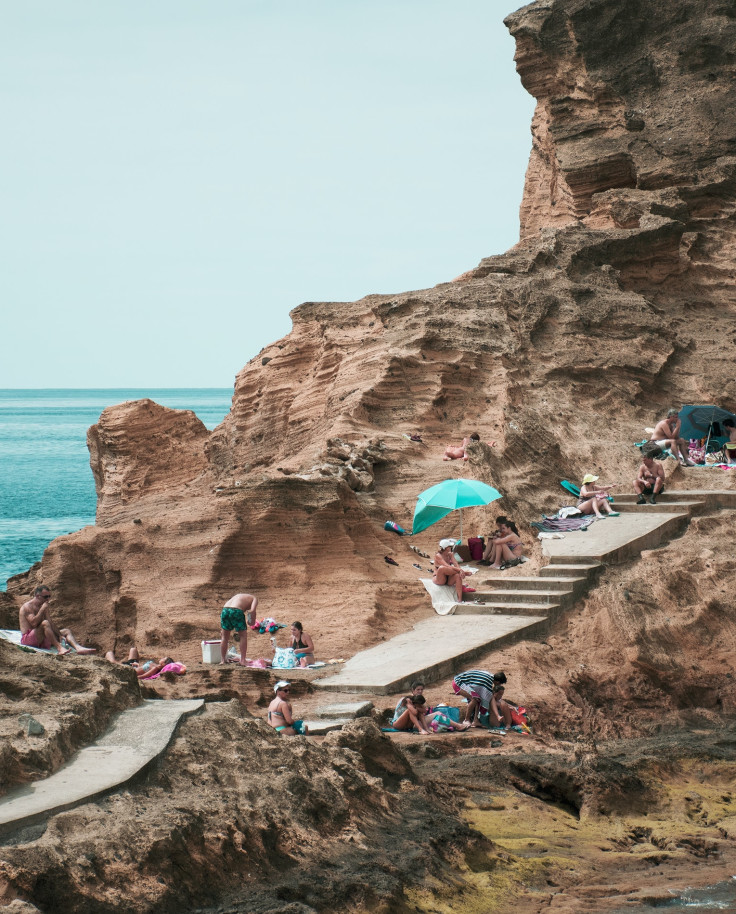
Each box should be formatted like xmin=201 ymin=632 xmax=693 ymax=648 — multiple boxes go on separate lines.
xmin=220 ymin=592 xmax=258 ymax=665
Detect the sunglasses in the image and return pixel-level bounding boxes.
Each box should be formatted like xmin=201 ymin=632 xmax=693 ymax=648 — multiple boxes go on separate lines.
xmin=279 ymin=687 xmax=291 ymax=692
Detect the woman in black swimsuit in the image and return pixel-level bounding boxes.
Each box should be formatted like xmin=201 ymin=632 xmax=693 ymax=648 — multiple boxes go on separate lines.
xmin=289 ymin=621 xmax=315 ymax=667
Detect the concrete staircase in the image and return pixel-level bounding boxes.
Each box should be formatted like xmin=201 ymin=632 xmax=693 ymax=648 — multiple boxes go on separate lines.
xmin=314 ymin=489 xmax=735 ymax=694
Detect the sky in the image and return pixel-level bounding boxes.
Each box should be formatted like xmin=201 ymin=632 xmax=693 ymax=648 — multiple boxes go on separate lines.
xmin=1 ymin=1 xmax=535 ymax=389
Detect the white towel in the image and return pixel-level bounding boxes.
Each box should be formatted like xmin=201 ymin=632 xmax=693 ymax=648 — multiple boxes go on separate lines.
xmin=420 ymin=578 xmax=459 ymax=615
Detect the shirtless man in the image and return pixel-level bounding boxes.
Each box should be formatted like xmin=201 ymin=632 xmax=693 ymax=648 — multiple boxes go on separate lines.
xmin=634 ymin=455 xmax=665 ymax=505
xmin=650 ymin=409 xmax=695 ymax=466
xmin=220 ymin=592 xmax=258 ymax=665
xmin=19 ymin=586 xmax=96 ymax=654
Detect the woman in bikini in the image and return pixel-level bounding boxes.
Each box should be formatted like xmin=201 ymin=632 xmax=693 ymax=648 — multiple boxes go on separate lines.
xmin=267 ymin=681 xmax=308 ymax=736
xmin=289 ymin=621 xmax=315 ymax=667
xmin=577 ymin=474 xmax=619 ymax=519
xmin=392 ymin=695 xmax=431 ymax=734
xmin=432 ymin=538 xmax=475 ymax=600
xmin=483 ymin=519 xmax=525 ymax=570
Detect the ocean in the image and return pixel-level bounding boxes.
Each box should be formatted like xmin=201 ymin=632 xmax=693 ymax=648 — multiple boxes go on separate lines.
xmin=0 ymin=389 xmax=232 ymax=590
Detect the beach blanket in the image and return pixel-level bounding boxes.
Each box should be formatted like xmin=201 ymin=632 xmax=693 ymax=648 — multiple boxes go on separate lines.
xmin=531 ymin=515 xmax=596 ymax=533
xmin=140 ymin=662 xmax=187 ymax=680
xmin=420 ymin=578 xmax=458 ymax=616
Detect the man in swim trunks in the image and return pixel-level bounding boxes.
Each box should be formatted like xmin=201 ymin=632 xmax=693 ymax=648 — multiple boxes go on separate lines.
xmin=219 ymin=592 xmax=258 ymax=665
xmin=634 ymin=454 xmax=665 ymax=504
xmin=650 ymin=409 xmax=695 ymax=466
xmin=19 ymin=586 xmax=96 ymax=654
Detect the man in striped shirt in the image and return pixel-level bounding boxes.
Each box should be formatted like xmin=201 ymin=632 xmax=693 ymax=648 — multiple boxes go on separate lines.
xmin=452 ymin=669 xmax=511 ymax=729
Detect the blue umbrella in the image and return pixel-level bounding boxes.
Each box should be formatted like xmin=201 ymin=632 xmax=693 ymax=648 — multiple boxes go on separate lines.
xmin=412 ymin=478 xmax=502 ymax=538
xmin=679 ymin=405 xmax=736 ymax=445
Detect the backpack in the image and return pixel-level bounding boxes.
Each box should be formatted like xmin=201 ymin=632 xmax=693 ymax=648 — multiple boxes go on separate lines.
xmin=467 ymin=536 xmax=485 ymax=561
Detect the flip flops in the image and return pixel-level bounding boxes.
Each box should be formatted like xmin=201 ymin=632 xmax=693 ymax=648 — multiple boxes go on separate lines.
xmin=384 ymin=556 xmax=399 ymax=566
xmin=410 ymin=545 xmax=430 ymax=558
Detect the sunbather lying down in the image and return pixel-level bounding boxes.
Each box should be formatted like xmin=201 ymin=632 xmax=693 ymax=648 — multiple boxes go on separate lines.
xmin=105 ymin=647 xmax=176 ymax=679
xmin=443 ymin=433 xmax=480 ymax=460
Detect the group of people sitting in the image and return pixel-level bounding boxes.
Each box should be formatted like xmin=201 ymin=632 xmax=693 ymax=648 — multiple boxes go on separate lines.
xmin=391 ymin=670 xmax=517 ymax=734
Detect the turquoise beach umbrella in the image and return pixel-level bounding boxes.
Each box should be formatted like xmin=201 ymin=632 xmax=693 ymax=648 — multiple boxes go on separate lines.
xmin=412 ymin=478 xmax=502 ymax=538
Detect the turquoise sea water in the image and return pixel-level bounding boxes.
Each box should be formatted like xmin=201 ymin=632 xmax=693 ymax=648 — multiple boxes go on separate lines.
xmin=0 ymin=389 xmax=232 ymax=589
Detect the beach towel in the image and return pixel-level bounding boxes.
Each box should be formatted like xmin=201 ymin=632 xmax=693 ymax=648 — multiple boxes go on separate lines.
xmin=420 ymin=578 xmax=458 ymax=615
xmin=531 ymin=515 xmax=596 ymax=533
xmin=140 ymin=662 xmax=187 ymax=680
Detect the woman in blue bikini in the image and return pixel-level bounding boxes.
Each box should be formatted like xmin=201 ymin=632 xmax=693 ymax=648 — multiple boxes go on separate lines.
xmin=267 ymin=681 xmax=308 ymax=736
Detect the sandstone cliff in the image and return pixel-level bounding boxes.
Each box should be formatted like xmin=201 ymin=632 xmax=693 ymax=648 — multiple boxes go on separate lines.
xmin=5 ymin=0 xmax=736 ymax=726
xmin=4 ymin=1 xmax=736 ymax=911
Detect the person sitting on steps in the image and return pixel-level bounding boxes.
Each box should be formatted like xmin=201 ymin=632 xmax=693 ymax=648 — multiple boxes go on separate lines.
xmin=577 ymin=474 xmax=619 ymax=518
xmin=634 ymin=453 xmax=665 ymax=504
xmin=432 ymin=538 xmax=475 ymax=600
xmin=480 ymin=518 xmax=525 ymax=569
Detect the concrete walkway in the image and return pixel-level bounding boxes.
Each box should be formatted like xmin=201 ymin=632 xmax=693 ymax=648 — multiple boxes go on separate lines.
xmin=314 ymin=614 xmax=546 ymax=694
xmin=314 ymin=490 xmax=736 ymax=694
xmin=0 ymin=699 xmax=203 ymax=837
xmin=542 ymin=511 xmax=688 ymax=563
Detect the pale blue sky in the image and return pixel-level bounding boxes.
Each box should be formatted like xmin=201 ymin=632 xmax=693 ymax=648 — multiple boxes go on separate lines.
xmin=1 ymin=1 xmax=535 ymax=388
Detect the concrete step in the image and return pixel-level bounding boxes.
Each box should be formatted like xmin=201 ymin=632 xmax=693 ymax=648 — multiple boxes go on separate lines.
xmin=613 ymin=492 xmax=708 ymax=503
xmin=313 ymin=700 xmax=373 ymax=720
xmin=540 ymin=562 xmax=603 ymax=576
xmin=454 ymin=601 xmax=559 ymax=616
xmin=470 ymin=575 xmax=587 ymax=592
xmin=614 ymin=500 xmax=704 ymax=515
xmin=455 ymin=599 xmax=560 ymax=615
xmin=464 ymin=589 xmax=568 ymax=605
xmin=540 ymin=562 xmax=604 ymax=577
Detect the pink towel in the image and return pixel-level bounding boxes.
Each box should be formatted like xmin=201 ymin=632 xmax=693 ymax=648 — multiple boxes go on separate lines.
xmin=141 ymin=662 xmax=187 ymax=680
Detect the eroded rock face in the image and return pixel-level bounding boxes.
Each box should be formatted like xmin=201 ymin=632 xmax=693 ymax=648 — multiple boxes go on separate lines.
xmin=0 ymin=710 xmax=481 ymax=914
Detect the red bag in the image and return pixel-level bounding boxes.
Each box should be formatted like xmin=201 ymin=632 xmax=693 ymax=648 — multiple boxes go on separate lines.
xmin=467 ymin=536 xmax=485 ymax=560
xmin=510 ymin=705 xmax=528 ymax=726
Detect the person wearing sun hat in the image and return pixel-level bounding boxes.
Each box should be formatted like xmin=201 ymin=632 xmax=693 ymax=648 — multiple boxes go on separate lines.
xmin=577 ymin=474 xmax=619 ymax=518
xmin=432 ymin=538 xmax=475 ymax=600
xmin=267 ymin=681 xmax=308 ymax=735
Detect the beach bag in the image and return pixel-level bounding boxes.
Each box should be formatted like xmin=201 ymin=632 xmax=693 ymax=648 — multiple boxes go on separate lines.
xmin=384 ymin=520 xmax=407 ymax=536
xmin=510 ymin=705 xmax=530 ymax=726
xmin=272 ymin=647 xmax=298 ymax=669
xmin=467 ymin=537 xmax=484 ymax=561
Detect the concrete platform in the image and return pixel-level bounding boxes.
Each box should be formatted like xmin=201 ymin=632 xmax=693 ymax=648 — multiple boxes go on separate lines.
xmin=0 ymin=699 xmax=203 ymax=838
xmin=543 ymin=512 xmax=688 ymax=564
xmin=313 ymin=615 xmax=546 ymax=694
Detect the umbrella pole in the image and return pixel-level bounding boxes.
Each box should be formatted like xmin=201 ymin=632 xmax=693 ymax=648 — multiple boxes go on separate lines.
xmin=459 ymin=508 xmax=463 ymax=545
